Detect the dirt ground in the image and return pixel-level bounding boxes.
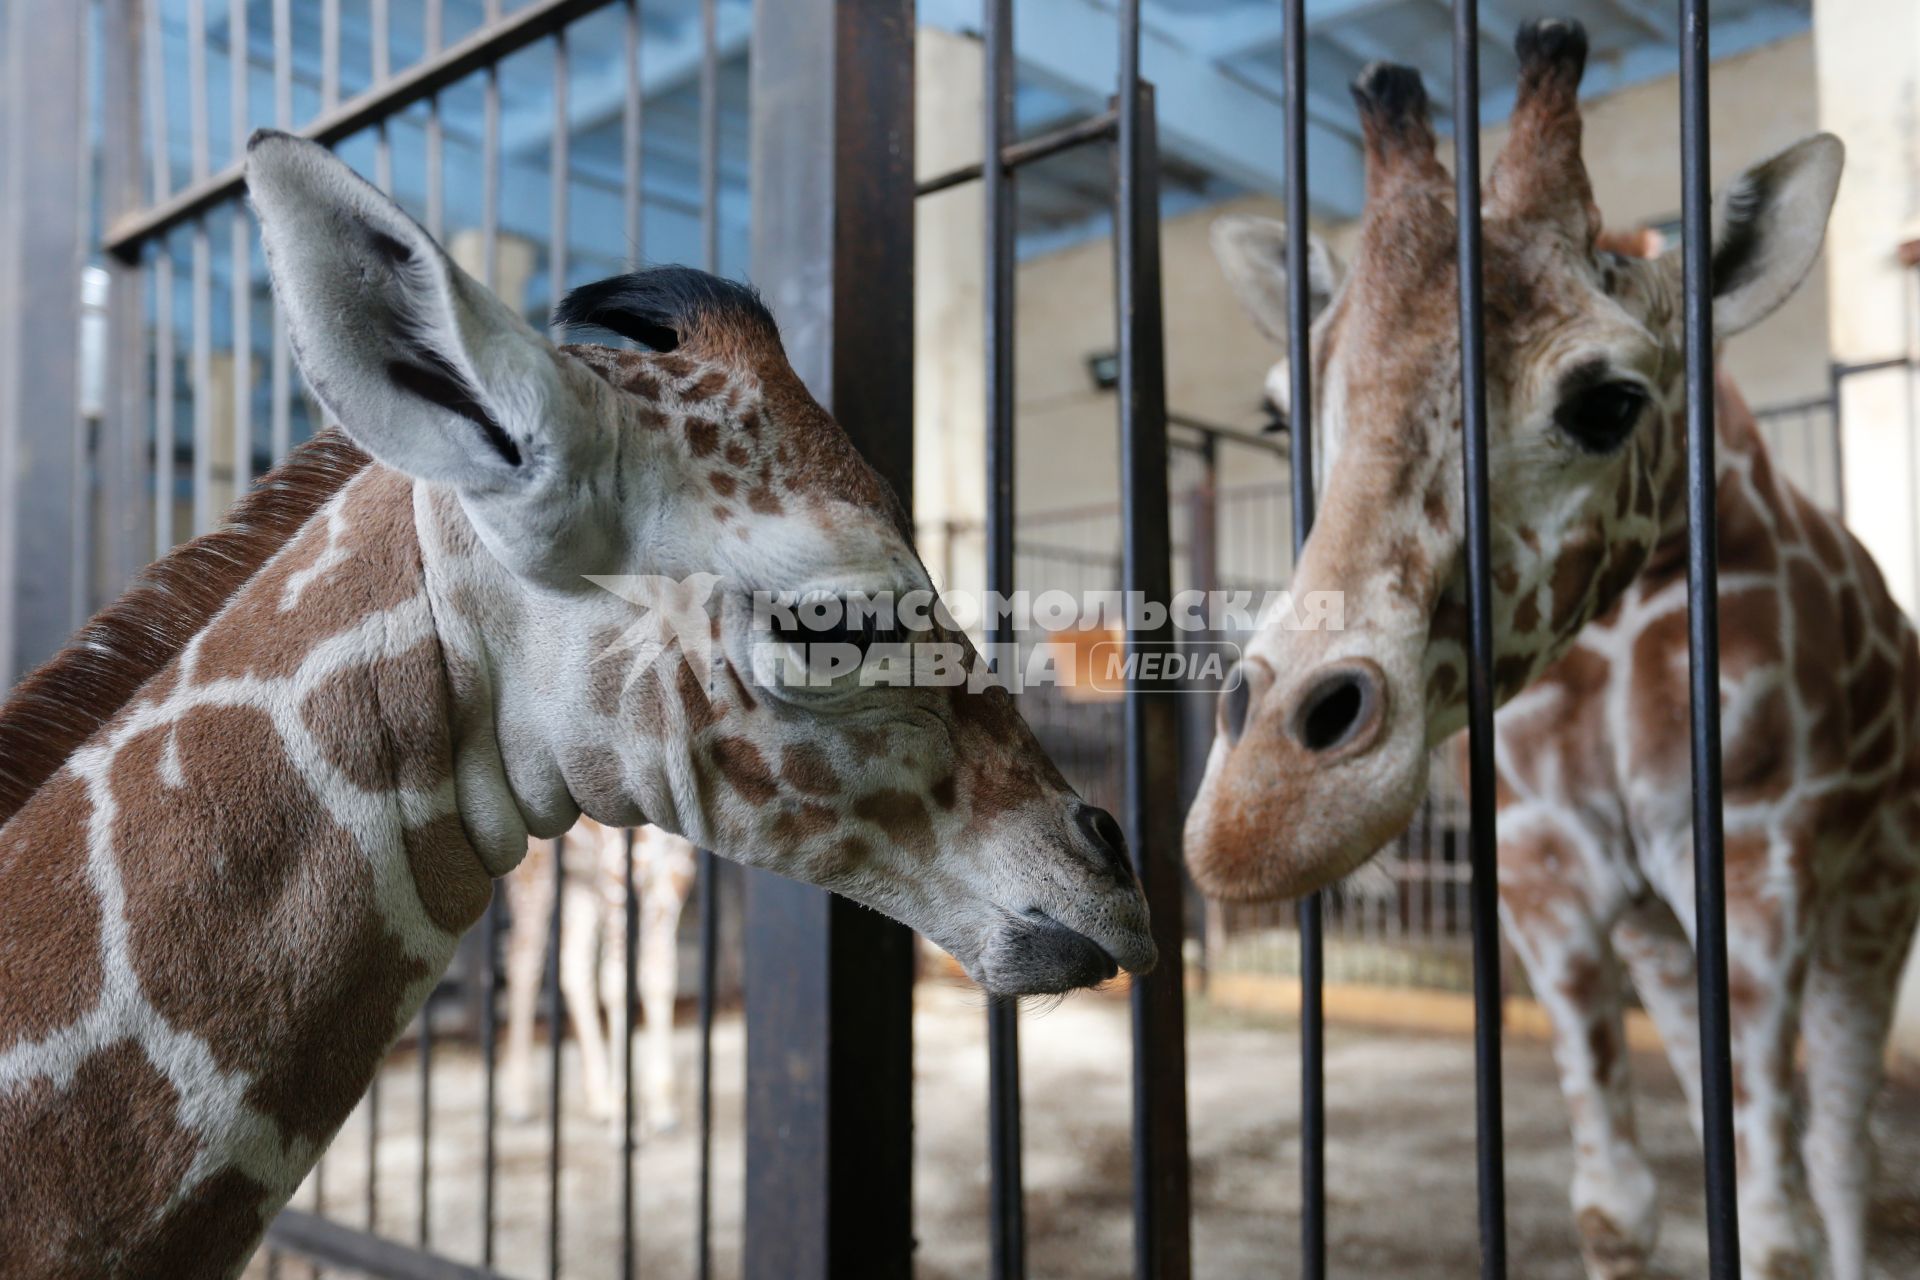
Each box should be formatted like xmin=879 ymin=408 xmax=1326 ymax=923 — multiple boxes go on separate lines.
xmin=251 ymin=978 xmax=1920 ymax=1279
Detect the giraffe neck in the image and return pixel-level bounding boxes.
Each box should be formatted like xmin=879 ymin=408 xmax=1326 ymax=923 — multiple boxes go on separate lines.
xmin=0 ymin=465 xmax=495 ymax=1278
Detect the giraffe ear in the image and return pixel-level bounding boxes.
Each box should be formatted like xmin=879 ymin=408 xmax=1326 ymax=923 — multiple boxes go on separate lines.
xmin=1673 ymin=133 xmax=1844 ymax=339
xmin=1210 ymin=215 xmax=1341 ymax=346
xmin=248 ymin=131 xmax=587 ymax=493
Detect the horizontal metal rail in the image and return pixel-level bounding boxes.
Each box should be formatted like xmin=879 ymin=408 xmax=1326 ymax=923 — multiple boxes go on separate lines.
xmin=1166 ymin=412 xmax=1289 ymax=458
xmin=103 ymin=0 xmax=623 ymax=259
xmin=915 ymin=109 xmax=1119 ymax=197
xmin=266 ymin=1210 xmax=514 ymax=1280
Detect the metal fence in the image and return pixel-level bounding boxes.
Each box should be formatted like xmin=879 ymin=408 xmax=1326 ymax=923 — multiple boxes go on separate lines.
xmin=3 ymin=1 xmax=1868 ymax=1279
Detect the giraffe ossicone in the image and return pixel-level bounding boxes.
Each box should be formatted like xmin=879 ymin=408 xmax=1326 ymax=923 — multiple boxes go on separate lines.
xmin=0 ymin=131 xmax=1151 ymax=1276
xmin=1190 ymin=18 xmax=1919 ymax=1280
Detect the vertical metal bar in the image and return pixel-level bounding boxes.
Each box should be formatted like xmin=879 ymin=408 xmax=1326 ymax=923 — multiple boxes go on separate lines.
xmin=145 ymin=0 xmax=171 ymax=204
xmin=695 ymin=850 xmax=717 ymax=1280
xmin=700 ymin=0 xmax=719 ymax=272
xmin=418 ymin=1004 xmax=432 ymax=1247
xmin=982 ymin=2 xmax=1026 ymax=1277
xmin=743 ymin=4 xmax=917 ymax=1275
xmin=481 ymin=890 xmax=502 ymax=1269
xmin=100 ymin=0 xmax=150 ymax=600
xmin=190 ymin=218 xmax=214 ymax=533
xmin=1280 ymin=0 xmax=1324 ymax=1271
xmin=695 ymin=12 xmax=719 ymax=1275
xmin=366 ymin=1068 xmax=381 ymax=1232
xmin=187 ymin=0 xmax=214 ymax=534
xmin=230 ymin=0 xmax=252 ymax=493
xmin=550 ymin=29 xmax=569 ymax=328
xmin=1680 ymin=2 xmax=1740 ymax=1273
xmin=621 ymin=829 xmax=639 ymax=1280
xmin=1116 ymin=0 xmax=1192 ymax=1269
xmin=154 ymin=250 xmax=175 ymax=555
xmin=622 ymin=0 xmax=642 ymax=268
xmin=374 ymin=0 xmax=392 ymax=193
xmin=547 ymin=834 xmax=566 ymax=1280
xmin=483 ymin=59 xmax=500 ymax=293
xmin=425 ymin=0 xmax=445 ymax=241
xmin=270 ymin=0 xmax=292 ymax=465
xmin=1452 ymin=2 xmax=1508 ymax=1275
xmin=322 ymin=0 xmax=340 ymax=111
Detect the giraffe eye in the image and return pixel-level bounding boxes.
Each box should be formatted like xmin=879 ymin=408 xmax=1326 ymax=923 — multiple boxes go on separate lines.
xmin=1555 ymin=380 xmax=1648 ymax=454
xmin=771 ymin=595 xmax=909 ymax=658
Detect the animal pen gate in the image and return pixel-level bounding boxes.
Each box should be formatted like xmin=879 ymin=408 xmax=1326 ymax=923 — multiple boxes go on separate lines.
xmin=14 ymin=2 xmax=1768 ymax=1280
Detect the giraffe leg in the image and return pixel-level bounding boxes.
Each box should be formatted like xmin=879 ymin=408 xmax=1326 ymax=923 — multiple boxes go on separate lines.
xmin=1501 ymin=846 xmax=1656 ymax=1280
xmin=1612 ymin=900 xmax=1704 ymax=1134
xmin=558 ymin=879 xmax=612 ymax=1120
xmin=639 ymin=884 xmax=683 ymax=1135
xmin=1800 ymin=818 xmax=1920 ymax=1280
xmin=599 ymin=875 xmax=636 ymax=1144
xmin=1723 ymin=900 xmax=1822 ymax=1279
xmin=501 ymin=849 xmax=554 ymax=1122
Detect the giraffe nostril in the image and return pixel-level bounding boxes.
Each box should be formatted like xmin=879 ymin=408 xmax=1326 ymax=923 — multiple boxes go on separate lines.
xmin=1289 ymin=661 xmax=1385 ymax=756
xmin=1222 ymin=667 xmax=1253 ymax=745
xmin=1072 ymin=802 xmax=1134 ymax=884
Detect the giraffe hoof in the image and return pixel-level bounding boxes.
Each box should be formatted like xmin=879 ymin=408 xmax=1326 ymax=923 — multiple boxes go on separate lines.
xmin=1575 ymin=1207 xmax=1652 ymax=1279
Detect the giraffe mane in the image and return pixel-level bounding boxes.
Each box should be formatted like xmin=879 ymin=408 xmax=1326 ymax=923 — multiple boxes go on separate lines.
xmin=0 ymin=428 xmax=371 ymax=826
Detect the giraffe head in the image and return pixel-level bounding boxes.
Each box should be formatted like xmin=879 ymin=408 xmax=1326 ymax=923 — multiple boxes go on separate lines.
xmin=1184 ymin=19 xmax=1843 ymax=900
xmin=247 ymin=133 xmax=1153 ymax=994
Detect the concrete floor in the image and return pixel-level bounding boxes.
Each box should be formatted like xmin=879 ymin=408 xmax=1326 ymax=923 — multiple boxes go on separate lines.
xmin=249 ymin=978 xmax=1920 ymax=1279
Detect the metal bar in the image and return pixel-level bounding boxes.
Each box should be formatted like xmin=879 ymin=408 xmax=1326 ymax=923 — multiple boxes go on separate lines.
xmin=696 ymin=850 xmax=717 ymax=1280
xmin=375 ymin=0 xmax=393 ymax=193
xmin=1117 ymin=4 xmax=1193 ymax=1267
xmin=742 ymin=3 xmax=918 ymax=1275
xmin=367 ymin=1072 xmax=381 ymax=1232
xmin=104 ymin=0 xmax=629 ymax=260
xmin=427 ymin=90 xmax=445 ymax=241
xmin=231 ymin=0 xmax=253 ymax=494
xmin=1453 ymin=2 xmax=1508 ymax=1274
xmin=551 ymin=30 xmax=570 ymax=324
xmin=982 ymin=3 xmax=1026 ymax=1277
xmin=322 ymin=0 xmax=340 ymax=110
xmin=270 ymin=0 xmax=292 ymax=465
xmin=266 ymin=1209 xmax=514 ymax=1280
xmin=621 ymin=829 xmax=639 ymax=1280
xmin=1166 ymin=413 xmax=1288 ymax=458
xmin=915 ymin=111 xmax=1119 ymax=198
xmin=622 ymin=0 xmax=642 ymax=267
xmin=483 ymin=56 xmax=500 ymax=293
xmin=187 ymin=0 xmax=214 ymax=536
xmin=100 ymin=0 xmax=150 ymax=600
xmin=145 ymin=0 xmax=172 ymax=206
xmin=418 ymin=1003 xmax=432 ymax=1246
xmin=155 ymin=252 xmax=175 ymax=555
xmin=1280 ymin=0 xmax=1326 ymax=1270
xmin=190 ymin=220 xmax=214 ymax=534
xmin=0 ymin=0 xmax=87 ymax=680
xmin=480 ymin=891 xmax=502 ymax=1269
xmin=1680 ymin=2 xmax=1740 ymax=1273
xmin=546 ymin=835 xmax=565 ymax=1280
xmin=189 ymin=0 xmax=210 ymax=185
xmin=700 ymin=0 xmax=719 ymax=273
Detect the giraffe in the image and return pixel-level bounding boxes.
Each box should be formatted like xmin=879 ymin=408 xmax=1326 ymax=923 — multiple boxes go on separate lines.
xmin=501 ymin=818 xmax=696 ymax=1135
xmin=0 ymin=131 xmax=1153 ymax=1278
xmin=1187 ymin=20 xmax=1920 ymax=1280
